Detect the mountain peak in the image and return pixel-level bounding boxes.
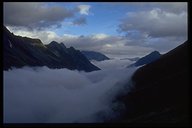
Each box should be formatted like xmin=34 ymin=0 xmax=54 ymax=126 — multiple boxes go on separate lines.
xmin=123 ymin=41 xmax=190 ymax=123
xmin=69 ymin=46 xmax=75 ymax=50
xmin=3 ymin=26 xmax=100 ymax=72
xmin=49 ymin=41 xmax=59 ymax=45
xmin=60 ymin=43 xmax=67 ymax=49
xmin=150 ymin=51 xmax=161 ymax=55
xmin=3 ymin=25 xmax=14 ymax=36
xmin=48 ymin=41 xmax=67 ymax=49
xmin=127 ymin=50 xmax=161 ymax=68
xmin=81 ymin=50 xmax=110 ymax=61
xmin=133 ymin=51 xmax=161 ymax=67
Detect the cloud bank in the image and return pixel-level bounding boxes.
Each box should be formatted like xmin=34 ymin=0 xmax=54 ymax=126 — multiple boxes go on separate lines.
xmin=118 ymin=8 xmax=187 ymax=38
xmin=4 ymin=65 xmax=136 ymax=123
xmin=3 ymin=2 xmax=87 ymax=30
xmin=117 ymin=3 xmax=187 ymax=52
xmin=4 ymin=2 xmax=187 ymax=58
xmin=91 ymin=58 xmax=134 ymax=70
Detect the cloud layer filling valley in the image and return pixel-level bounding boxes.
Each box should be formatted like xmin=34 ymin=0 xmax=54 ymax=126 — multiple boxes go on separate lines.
xmin=4 ymin=61 xmax=136 ymax=123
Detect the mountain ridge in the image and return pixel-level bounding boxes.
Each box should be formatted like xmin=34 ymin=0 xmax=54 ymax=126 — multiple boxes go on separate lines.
xmin=81 ymin=50 xmax=110 ymax=61
xmin=3 ymin=26 xmax=100 ymax=72
xmin=127 ymin=50 xmax=161 ymax=67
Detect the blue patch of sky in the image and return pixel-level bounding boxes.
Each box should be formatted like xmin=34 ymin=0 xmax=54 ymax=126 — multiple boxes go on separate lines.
xmin=47 ymin=2 xmax=145 ymax=36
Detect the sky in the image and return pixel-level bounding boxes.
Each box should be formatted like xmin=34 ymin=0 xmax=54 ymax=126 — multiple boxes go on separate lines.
xmin=3 ymin=2 xmax=187 ymax=58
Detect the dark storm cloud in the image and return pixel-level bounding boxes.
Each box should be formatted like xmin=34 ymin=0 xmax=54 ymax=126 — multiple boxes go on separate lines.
xmin=3 ymin=2 xmax=77 ymax=30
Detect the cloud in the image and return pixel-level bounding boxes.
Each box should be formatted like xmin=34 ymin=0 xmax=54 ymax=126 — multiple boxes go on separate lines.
xmin=6 ymin=26 xmax=60 ymax=44
xmin=72 ymin=16 xmax=87 ymax=25
xmin=118 ymin=8 xmax=187 ymax=38
xmin=92 ymin=33 xmax=109 ymax=39
xmin=117 ymin=3 xmax=187 ymax=53
xmin=145 ymin=36 xmax=187 ymax=53
xmin=107 ymin=2 xmax=187 ymax=14
xmin=91 ymin=59 xmax=134 ymax=70
xmin=3 ymin=2 xmax=78 ymax=30
xmin=59 ymin=34 xmax=154 ymax=57
xmin=4 ymin=66 xmax=136 ymax=123
xmin=144 ymin=2 xmax=187 ymax=14
xmin=6 ymin=26 xmax=156 ymax=58
xmin=4 ymin=2 xmax=187 ymax=58
xmin=78 ymin=5 xmax=91 ymax=15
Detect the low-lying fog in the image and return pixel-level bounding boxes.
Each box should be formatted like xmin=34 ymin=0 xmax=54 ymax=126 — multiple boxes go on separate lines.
xmin=4 ymin=59 xmax=137 ymax=123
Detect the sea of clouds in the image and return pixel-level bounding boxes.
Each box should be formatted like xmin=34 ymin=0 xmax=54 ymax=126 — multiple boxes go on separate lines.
xmin=3 ymin=59 xmax=137 ymax=123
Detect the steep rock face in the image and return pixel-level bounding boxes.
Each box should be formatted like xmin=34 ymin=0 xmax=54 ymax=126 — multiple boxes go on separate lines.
xmin=67 ymin=48 xmax=100 ymax=71
xmin=128 ymin=51 xmax=161 ymax=67
xmin=3 ymin=26 xmax=60 ymax=70
xmin=3 ymin=26 xmax=100 ymax=72
xmin=45 ymin=41 xmax=76 ymax=70
xmin=81 ymin=51 xmax=110 ymax=61
xmin=116 ymin=41 xmax=190 ymax=126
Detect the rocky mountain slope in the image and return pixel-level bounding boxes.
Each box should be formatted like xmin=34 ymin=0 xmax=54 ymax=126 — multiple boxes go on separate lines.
xmin=127 ymin=51 xmax=161 ymax=67
xmin=3 ymin=26 xmax=100 ymax=72
xmin=81 ymin=50 xmax=110 ymax=61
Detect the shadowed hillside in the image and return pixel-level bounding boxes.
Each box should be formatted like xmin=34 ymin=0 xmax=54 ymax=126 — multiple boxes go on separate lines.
xmin=81 ymin=50 xmax=110 ymax=61
xmin=115 ymin=41 xmax=190 ymax=126
xmin=3 ymin=26 xmax=100 ymax=72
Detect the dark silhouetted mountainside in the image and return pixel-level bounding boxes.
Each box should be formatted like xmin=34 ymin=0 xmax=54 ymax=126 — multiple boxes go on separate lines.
xmin=81 ymin=51 xmax=110 ymax=61
xmin=3 ymin=26 xmax=100 ymax=72
xmin=134 ymin=51 xmax=161 ymax=66
xmin=115 ymin=41 xmax=190 ymax=126
xmin=127 ymin=51 xmax=161 ymax=67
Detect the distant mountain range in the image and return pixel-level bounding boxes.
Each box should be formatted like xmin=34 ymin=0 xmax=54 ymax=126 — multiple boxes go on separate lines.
xmin=127 ymin=51 xmax=161 ymax=67
xmin=81 ymin=51 xmax=110 ymax=61
xmin=114 ymin=41 xmax=190 ymax=125
xmin=3 ymin=26 xmax=100 ymax=72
